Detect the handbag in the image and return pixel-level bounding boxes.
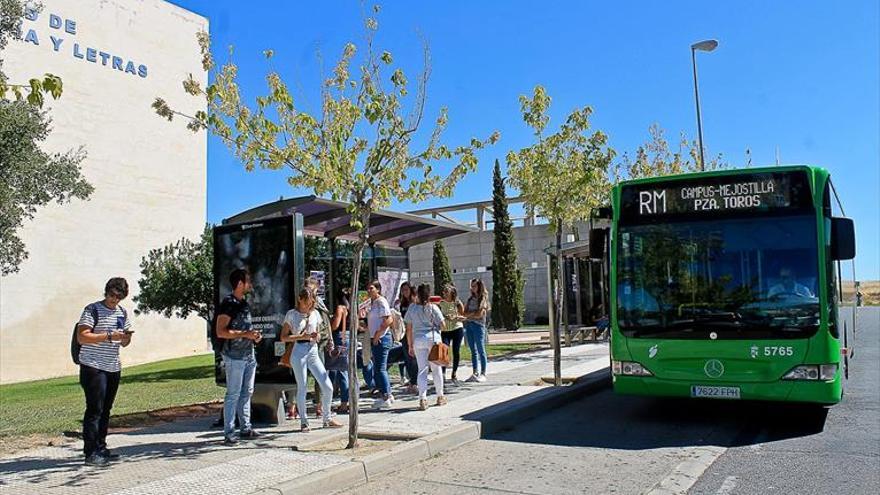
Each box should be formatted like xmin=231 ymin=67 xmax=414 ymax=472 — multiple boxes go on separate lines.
xmin=324 ymin=345 xmax=348 ymax=371
xmin=426 ymin=304 xmax=450 ymax=366
xmin=280 ymin=343 xmax=293 ymax=368
xmin=428 ymin=342 xmax=450 ymax=367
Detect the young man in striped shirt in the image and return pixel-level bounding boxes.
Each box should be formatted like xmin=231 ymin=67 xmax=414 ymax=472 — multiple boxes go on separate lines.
xmin=76 ymin=277 xmax=133 ymax=466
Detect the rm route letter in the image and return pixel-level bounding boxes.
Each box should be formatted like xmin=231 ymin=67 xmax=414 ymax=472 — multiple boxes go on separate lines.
xmin=639 ymin=190 xmax=666 ymax=215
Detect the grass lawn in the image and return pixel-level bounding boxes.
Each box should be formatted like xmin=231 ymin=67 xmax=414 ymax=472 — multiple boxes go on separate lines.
xmin=0 ymin=354 xmax=222 ymax=438
xmin=0 ymin=342 xmax=546 ymax=441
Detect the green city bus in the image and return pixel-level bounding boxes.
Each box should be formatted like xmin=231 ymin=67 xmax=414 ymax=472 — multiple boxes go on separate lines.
xmin=593 ymin=165 xmax=857 ymax=405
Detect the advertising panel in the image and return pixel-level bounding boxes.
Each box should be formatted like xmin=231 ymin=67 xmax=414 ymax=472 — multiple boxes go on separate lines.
xmin=212 ymin=215 xmax=302 ymax=385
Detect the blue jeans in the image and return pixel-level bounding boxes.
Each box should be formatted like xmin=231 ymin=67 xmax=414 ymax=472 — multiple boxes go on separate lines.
xmin=290 ymin=342 xmax=334 ymax=427
xmin=223 ymin=353 xmax=256 ymax=438
xmin=357 ymin=348 xmax=374 ymax=389
xmin=329 ymin=331 xmax=349 ymax=404
xmin=371 ymin=333 xmax=392 ymax=396
xmin=465 ymin=321 xmax=488 ymax=375
xmin=399 ymin=335 xmax=418 ymax=385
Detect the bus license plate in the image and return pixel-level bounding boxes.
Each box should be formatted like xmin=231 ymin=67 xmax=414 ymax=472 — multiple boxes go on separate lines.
xmin=691 ymin=385 xmax=741 ymax=399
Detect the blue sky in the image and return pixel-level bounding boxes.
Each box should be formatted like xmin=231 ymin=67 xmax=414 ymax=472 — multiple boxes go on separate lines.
xmin=170 ymin=1 xmax=879 ymax=279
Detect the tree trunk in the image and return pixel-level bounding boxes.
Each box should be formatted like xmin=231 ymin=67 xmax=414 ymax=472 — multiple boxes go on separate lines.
xmin=346 ymin=211 xmax=370 ymax=449
xmin=554 ymin=218 xmax=563 ymax=386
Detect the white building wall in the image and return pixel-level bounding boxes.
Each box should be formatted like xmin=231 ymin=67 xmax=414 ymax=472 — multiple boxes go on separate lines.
xmin=0 ymin=0 xmax=208 ymax=383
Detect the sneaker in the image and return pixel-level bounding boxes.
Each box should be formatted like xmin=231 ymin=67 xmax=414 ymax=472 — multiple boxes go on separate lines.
xmin=301 ymin=424 xmax=311 ymax=433
xmin=373 ymin=398 xmax=391 ymax=410
xmin=240 ymin=429 xmax=262 ymax=440
xmin=436 ymin=396 xmax=448 ymax=406
xmin=323 ymin=419 xmax=344 ymax=428
xmin=465 ymin=375 xmax=479 ymax=383
xmin=97 ymin=448 xmax=120 ymax=460
xmin=223 ymin=436 xmax=239 ymax=446
xmin=418 ymin=398 xmax=429 ymax=411
xmin=476 ymin=374 xmax=487 ymax=383
xmin=84 ymin=454 xmax=109 ymax=466
xmin=387 ymin=394 xmax=395 ymax=404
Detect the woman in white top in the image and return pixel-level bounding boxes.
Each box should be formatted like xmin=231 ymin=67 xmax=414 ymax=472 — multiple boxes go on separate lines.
xmin=405 ymin=283 xmax=447 ymax=410
xmin=280 ymin=288 xmax=343 ymax=431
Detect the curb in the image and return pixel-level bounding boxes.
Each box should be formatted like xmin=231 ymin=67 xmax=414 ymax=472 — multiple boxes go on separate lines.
xmin=467 ymin=367 xmax=611 ymax=436
xmin=265 ymin=366 xmax=610 ymax=495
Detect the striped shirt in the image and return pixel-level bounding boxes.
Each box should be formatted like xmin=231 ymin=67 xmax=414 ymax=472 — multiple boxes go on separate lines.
xmin=78 ymin=302 xmax=130 ymax=372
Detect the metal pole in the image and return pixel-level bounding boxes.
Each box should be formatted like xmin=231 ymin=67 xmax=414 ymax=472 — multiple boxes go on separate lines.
xmin=553 ymin=222 xmax=563 ymax=386
xmin=545 ymin=253 xmax=557 ymax=383
xmin=692 ymin=47 xmax=706 ymax=172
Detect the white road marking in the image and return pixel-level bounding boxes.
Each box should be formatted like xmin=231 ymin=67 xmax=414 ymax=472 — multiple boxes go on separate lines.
xmin=715 ymin=475 xmax=739 ymax=495
xmin=644 ymin=446 xmax=727 ymax=495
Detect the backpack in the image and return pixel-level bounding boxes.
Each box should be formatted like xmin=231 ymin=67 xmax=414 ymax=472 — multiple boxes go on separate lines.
xmin=209 ymin=313 xmax=222 ymax=351
xmin=390 ymin=309 xmax=405 ymax=343
xmin=316 ymin=306 xmax=332 ymax=350
xmin=71 ymin=303 xmax=127 ymax=364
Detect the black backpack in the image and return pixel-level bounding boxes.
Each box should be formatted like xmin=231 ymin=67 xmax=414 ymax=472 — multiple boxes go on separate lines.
xmin=71 ymin=303 xmax=127 ymax=364
xmin=209 ymin=313 xmax=222 ymax=352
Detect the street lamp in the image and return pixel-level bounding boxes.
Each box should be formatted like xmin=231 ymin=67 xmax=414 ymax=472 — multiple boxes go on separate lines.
xmin=691 ymin=39 xmax=718 ymax=171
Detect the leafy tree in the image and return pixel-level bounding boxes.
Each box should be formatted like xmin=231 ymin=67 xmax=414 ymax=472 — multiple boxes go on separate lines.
xmin=432 ymin=240 xmax=453 ymax=296
xmin=134 ymin=224 xmax=214 ymax=323
xmin=0 ymin=101 xmax=91 ymax=276
xmin=491 ymin=159 xmax=523 ymax=330
xmin=154 ymin=6 xmax=498 ymax=447
xmin=0 ymin=0 xmax=88 ymax=276
xmin=616 ymin=123 xmax=726 ymax=181
xmin=506 ymin=85 xmax=614 ymax=385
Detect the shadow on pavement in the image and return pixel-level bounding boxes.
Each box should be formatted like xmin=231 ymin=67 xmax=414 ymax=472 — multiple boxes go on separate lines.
xmin=475 ymin=385 xmax=829 ymax=451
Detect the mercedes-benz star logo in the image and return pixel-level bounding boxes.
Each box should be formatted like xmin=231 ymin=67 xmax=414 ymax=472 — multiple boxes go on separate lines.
xmin=704 ymin=359 xmax=724 ymax=378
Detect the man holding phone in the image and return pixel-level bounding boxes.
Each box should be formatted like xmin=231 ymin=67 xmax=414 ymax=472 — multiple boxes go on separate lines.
xmin=215 ymin=268 xmax=262 ymax=445
xmin=76 ymin=277 xmax=133 ymax=466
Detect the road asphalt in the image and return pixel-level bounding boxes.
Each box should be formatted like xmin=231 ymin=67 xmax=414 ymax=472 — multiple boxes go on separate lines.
xmin=343 ymin=307 xmax=879 ymax=495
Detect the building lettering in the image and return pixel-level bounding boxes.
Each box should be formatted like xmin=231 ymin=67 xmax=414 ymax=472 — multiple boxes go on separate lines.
xmin=20 ymin=9 xmax=149 ymax=79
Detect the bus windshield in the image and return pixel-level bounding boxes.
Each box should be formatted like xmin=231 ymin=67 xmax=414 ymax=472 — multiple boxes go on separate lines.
xmin=617 ymin=215 xmax=820 ymax=339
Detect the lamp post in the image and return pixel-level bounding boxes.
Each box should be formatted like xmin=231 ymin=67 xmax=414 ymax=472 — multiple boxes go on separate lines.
xmin=691 ymin=39 xmax=718 ymax=171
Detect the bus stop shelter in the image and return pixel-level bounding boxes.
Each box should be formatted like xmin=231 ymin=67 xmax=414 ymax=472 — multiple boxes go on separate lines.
xmin=544 ymin=224 xmax=609 ymax=346
xmin=219 ymin=195 xmax=476 ymax=423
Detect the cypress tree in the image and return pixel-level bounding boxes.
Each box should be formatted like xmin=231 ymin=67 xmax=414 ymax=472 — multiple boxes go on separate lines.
xmin=491 ymin=159 xmax=524 ymax=330
xmin=433 ymin=240 xmax=453 ymax=296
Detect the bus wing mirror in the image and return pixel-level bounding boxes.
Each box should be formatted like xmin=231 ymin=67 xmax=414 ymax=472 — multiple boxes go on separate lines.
xmin=831 ymin=217 xmax=855 ymax=261
xmin=589 ymin=228 xmax=608 ymax=259
xmin=592 ymin=207 xmax=612 ymax=220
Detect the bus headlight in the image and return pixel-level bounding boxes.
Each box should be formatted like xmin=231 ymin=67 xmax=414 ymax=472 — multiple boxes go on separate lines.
xmin=782 ymin=364 xmax=837 ymax=381
xmin=612 ymin=360 xmax=653 ymax=377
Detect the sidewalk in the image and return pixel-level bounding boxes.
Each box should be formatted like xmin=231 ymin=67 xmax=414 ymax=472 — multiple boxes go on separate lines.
xmin=0 ymin=342 xmax=609 ymax=495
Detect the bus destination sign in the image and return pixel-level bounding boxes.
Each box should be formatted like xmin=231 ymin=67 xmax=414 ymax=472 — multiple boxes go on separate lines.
xmin=620 ymin=171 xmax=812 ymax=222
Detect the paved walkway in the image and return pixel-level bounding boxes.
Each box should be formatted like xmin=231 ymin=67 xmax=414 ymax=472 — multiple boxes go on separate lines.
xmin=0 ymin=343 xmax=609 ymax=495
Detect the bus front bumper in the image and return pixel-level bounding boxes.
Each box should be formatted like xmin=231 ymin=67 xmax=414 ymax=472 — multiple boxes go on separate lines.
xmin=612 ymin=375 xmax=842 ymax=405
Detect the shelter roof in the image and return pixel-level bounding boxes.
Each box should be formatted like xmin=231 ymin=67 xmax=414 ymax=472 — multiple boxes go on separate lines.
xmin=224 ymin=196 xmax=477 ymax=249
